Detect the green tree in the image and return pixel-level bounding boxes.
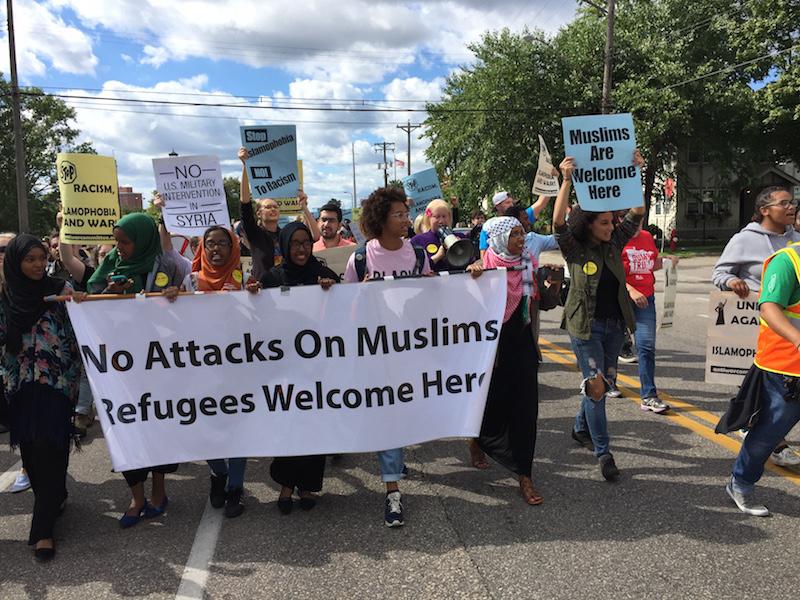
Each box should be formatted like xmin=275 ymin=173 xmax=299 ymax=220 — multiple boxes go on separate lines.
xmin=424 ymin=29 xmax=572 ymax=217
xmin=0 ymin=79 xmax=95 ymax=235
xmin=223 ymin=176 xmax=240 ymax=221
xmin=425 ymin=2 xmax=778 ymax=222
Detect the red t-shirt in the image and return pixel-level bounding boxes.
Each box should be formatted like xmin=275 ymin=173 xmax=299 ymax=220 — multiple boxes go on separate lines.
xmin=622 ymin=230 xmax=658 ymax=297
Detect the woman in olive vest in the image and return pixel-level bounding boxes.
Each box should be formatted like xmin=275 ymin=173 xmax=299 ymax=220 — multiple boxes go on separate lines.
xmin=553 ymin=155 xmax=645 ymax=481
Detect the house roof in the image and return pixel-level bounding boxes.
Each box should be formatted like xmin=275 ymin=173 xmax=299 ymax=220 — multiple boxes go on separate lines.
xmin=757 ymin=165 xmax=800 ymax=187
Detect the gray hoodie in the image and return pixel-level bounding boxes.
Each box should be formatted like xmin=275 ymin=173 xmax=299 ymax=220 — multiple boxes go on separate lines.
xmin=712 ymin=222 xmax=800 ymax=292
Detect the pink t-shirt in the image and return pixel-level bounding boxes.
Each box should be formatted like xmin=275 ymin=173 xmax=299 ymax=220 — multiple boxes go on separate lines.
xmin=344 ymin=239 xmax=431 ymax=282
xmin=312 ymin=236 xmax=355 ymax=252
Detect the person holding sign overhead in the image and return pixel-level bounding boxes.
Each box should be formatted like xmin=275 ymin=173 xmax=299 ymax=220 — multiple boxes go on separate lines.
xmin=246 ymin=222 xmax=339 ymax=514
xmin=0 ymin=234 xmax=83 ymax=561
xmin=237 ymin=147 xmax=321 ymax=280
xmin=87 ymin=212 xmax=185 ymax=528
xmin=554 ymin=152 xmax=645 ymax=481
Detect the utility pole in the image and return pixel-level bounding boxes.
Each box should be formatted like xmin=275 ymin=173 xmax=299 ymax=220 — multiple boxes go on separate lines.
xmin=373 ymin=142 xmax=395 ymax=187
xmin=601 ymin=0 xmax=616 ymax=114
xmin=7 ymin=0 xmax=28 ymax=232
xmin=396 ymin=121 xmax=421 ymax=176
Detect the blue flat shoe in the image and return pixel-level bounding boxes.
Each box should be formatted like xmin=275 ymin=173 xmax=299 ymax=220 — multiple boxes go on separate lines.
xmin=119 ymin=504 xmax=147 ymax=529
xmin=144 ymin=496 xmax=169 ymax=519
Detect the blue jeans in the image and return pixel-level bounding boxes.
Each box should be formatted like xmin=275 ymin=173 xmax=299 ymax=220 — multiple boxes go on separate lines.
xmin=633 ymin=296 xmax=657 ymax=399
xmin=570 ymin=318 xmax=625 ymax=457
xmin=207 ymin=458 xmax=247 ymax=490
xmin=377 ymin=448 xmax=405 ymax=483
xmin=732 ymin=370 xmax=800 ymax=494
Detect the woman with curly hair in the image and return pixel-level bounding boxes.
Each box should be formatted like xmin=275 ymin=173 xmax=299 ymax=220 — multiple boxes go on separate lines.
xmin=553 ymin=154 xmax=645 ymax=481
xmin=344 ymin=187 xmax=431 ymax=527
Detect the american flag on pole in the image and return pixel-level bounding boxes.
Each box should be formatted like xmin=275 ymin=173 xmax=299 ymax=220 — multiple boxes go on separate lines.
xmin=395 ymin=158 xmax=405 ymax=167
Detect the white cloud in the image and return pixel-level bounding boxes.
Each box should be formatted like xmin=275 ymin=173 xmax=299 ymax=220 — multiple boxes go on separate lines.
xmin=0 ymin=0 xmax=97 ymax=79
xmin=50 ymin=1 xmax=577 ymax=83
xmin=140 ymin=45 xmax=169 ymax=68
xmin=120 ymin=53 xmax=134 ymax=64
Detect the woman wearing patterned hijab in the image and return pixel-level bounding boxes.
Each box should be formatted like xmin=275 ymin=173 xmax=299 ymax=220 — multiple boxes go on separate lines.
xmin=0 ymin=234 xmax=82 ymax=560
xmin=478 ymin=216 xmax=543 ymax=505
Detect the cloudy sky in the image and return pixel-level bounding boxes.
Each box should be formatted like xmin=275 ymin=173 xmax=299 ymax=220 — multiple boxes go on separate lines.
xmin=1 ymin=0 xmax=578 ymax=210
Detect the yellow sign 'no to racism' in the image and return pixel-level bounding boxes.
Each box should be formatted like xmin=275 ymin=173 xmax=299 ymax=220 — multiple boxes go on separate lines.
xmin=57 ymin=153 xmax=121 ymax=244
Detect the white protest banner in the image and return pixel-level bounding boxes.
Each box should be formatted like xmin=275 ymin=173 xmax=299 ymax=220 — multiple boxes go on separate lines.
xmin=561 ymin=113 xmax=643 ymax=211
xmin=705 ymin=290 xmax=760 ymax=385
xmin=315 ymin=244 xmax=357 ymax=281
xmin=402 ymin=168 xmax=443 ymax=218
xmin=240 ymin=125 xmax=300 ymax=204
xmin=659 ymin=258 xmax=677 ymax=330
xmin=68 ymin=273 xmax=507 ymax=471
xmin=152 ymin=155 xmax=230 ymax=236
xmin=532 ymin=135 xmax=560 ymax=196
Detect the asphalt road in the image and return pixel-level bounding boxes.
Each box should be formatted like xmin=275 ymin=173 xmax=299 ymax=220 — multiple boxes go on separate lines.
xmin=2 ymin=254 xmax=799 ymax=599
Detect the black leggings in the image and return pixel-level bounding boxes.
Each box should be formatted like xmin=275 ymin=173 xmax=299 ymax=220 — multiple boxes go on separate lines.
xmin=20 ymin=440 xmax=69 ymax=545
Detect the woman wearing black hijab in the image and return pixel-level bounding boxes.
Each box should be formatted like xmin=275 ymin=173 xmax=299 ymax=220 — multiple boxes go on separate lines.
xmin=0 ymin=234 xmax=82 ymax=561
xmin=246 ymin=222 xmax=339 ymax=514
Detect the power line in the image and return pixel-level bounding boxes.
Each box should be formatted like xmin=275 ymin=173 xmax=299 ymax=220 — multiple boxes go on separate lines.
xmin=664 ymin=43 xmax=798 ymax=90
xmin=16 ymin=90 xmax=545 ymax=113
xmin=36 ymin=85 xmax=441 ymax=104
xmin=60 ymin=102 xmax=396 ymax=127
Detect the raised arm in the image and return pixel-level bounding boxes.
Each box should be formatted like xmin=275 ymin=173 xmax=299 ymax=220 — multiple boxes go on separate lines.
xmin=299 ymin=191 xmax=321 ymax=242
xmin=531 ymin=194 xmax=551 ymax=220
xmin=238 ymin=147 xmax=252 ymax=205
xmin=151 ymin=193 xmax=174 ymax=252
xmin=552 ymin=157 xmax=574 ymax=228
xmin=55 ymin=211 xmax=86 ymax=282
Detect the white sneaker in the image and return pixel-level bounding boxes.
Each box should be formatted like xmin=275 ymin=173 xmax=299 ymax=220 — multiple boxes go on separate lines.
xmin=606 ymin=384 xmax=622 ymax=398
xmin=726 ymin=480 xmax=769 ymax=517
xmin=641 ymin=397 xmax=670 ymax=414
xmin=771 ymin=446 xmax=800 ymax=467
xmin=9 ymin=472 xmax=31 ymax=493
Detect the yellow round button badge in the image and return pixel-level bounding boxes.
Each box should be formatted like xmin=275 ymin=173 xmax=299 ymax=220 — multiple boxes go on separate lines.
xmin=426 ymin=243 xmax=439 ymax=254
xmin=582 ymin=261 xmax=598 ymax=276
xmin=155 ymin=272 xmax=169 ymax=287
xmin=232 ymin=270 xmax=243 ymax=284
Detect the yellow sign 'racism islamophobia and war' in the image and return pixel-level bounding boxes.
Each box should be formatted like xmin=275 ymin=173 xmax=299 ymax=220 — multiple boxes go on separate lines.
xmin=57 ymin=153 xmax=121 ymax=244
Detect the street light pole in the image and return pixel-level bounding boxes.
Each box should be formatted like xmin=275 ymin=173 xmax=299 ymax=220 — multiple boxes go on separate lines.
xmin=601 ymin=0 xmax=616 ymax=114
xmin=7 ymin=0 xmax=29 ymax=232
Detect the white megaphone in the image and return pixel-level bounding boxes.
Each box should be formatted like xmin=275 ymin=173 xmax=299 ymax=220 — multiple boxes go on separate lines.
xmin=436 ymin=227 xmax=474 ymax=269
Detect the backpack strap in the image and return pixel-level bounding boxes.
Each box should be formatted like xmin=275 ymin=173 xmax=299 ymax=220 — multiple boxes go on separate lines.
xmin=354 ymin=243 xmax=368 ymax=282
xmin=412 ymin=245 xmax=426 ymax=275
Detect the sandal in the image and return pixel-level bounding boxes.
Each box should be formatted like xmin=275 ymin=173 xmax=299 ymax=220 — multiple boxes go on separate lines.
xmin=519 ymin=476 xmax=543 ymax=506
xmin=468 ymin=440 xmax=490 ymax=470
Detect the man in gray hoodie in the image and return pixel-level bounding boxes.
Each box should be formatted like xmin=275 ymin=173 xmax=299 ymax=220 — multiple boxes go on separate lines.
xmin=712 ymin=185 xmax=800 ymax=467
xmin=712 ymin=187 xmax=800 ymax=297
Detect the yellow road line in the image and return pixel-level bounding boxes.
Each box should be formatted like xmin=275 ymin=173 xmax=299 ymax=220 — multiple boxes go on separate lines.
xmin=539 ymin=337 xmax=800 ymax=487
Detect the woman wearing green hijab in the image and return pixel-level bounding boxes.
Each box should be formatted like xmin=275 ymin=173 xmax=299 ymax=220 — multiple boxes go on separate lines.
xmin=87 ymin=212 xmax=188 ymax=295
xmin=88 ymin=212 xmax=190 ymax=528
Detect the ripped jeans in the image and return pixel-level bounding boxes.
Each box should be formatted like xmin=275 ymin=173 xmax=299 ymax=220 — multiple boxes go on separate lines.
xmin=569 ymin=318 xmax=625 ymax=457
